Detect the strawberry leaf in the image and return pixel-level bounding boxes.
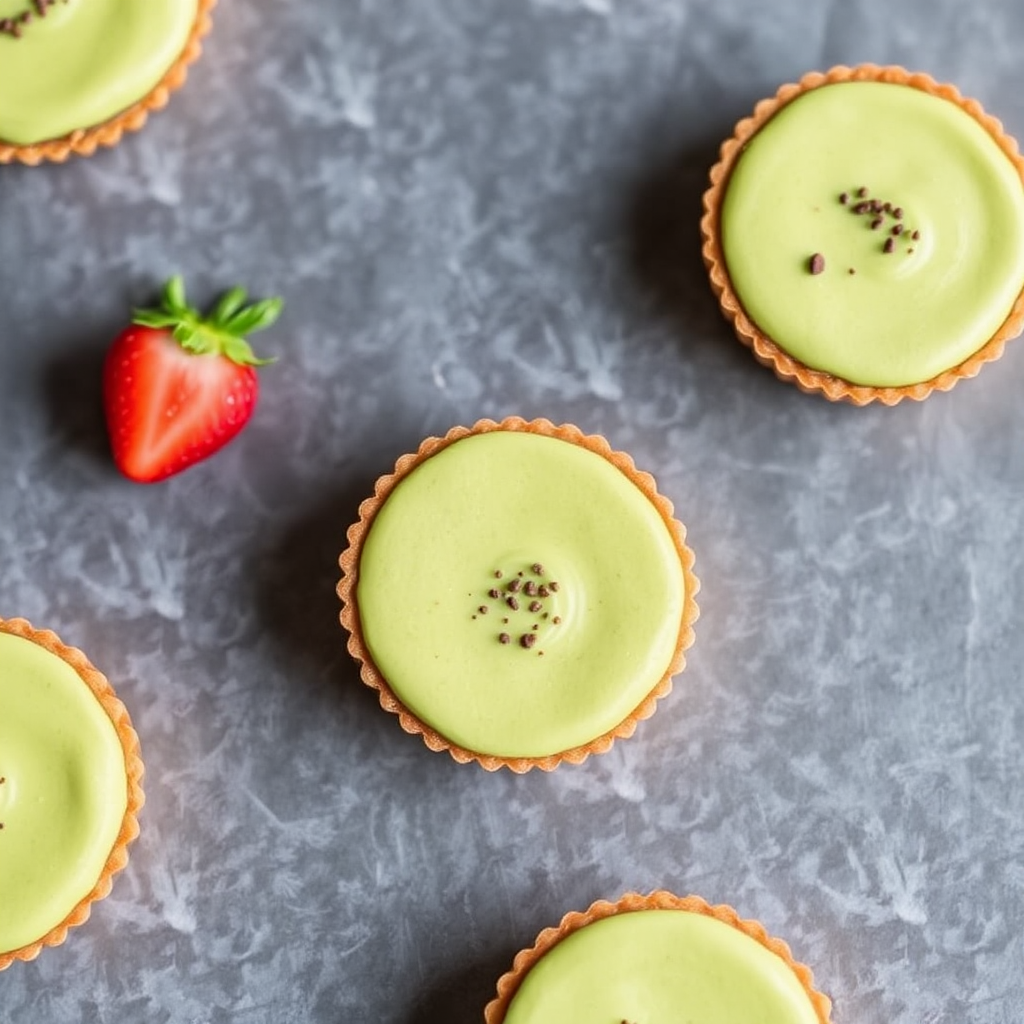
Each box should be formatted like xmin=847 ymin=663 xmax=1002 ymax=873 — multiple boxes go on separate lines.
xmin=163 ymin=275 xmax=188 ymax=314
xmin=210 ymin=287 xmax=249 ymax=326
xmin=131 ymin=277 xmax=283 ymax=364
xmin=133 ymin=310 xmax=183 ymax=329
xmin=224 ymin=298 xmax=284 ymax=337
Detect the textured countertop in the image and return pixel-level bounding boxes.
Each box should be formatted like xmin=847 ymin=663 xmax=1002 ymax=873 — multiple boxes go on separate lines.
xmin=3 ymin=1 xmax=1024 ymax=1021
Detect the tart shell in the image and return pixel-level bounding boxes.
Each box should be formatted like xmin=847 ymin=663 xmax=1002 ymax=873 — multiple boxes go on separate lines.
xmin=337 ymin=417 xmax=700 ymax=773
xmin=0 ymin=0 xmax=216 ymax=166
xmin=700 ymin=64 xmax=1024 ymax=405
xmin=0 ymin=616 xmax=145 ymax=971
xmin=484 ymin=890 xmax=832 ymax=1024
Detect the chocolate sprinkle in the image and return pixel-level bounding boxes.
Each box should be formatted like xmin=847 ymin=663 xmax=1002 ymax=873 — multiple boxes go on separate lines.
xmin=809 ymin=253 xmax=825 ymax=275
xmin=883 ymin=237 xmax=895 ymax=254
xmin=520 ymin=633 xmax=537 ymax=649
xmin=498 ymin=633 xmax=511 ymax=644
xmin=506 ymin=596 xmax=519 ymax=610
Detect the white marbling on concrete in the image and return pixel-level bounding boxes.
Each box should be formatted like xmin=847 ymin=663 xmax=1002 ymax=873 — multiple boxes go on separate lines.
xmin=3 ymin=0 xmax=1024 ymax=1021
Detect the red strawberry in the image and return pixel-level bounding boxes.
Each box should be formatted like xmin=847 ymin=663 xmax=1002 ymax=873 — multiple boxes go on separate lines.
xmin=103 ymin=276 xmax=283 ymax=483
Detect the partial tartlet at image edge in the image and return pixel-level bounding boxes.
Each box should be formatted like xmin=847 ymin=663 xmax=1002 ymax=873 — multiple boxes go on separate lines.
xmin=485 ymin=891 xmax=832 ymax=1024
xmin=0 ymin=0 xmax=216 ymax=165
xmin=701 ymin=65 xmax=1024 ymax=405
xmin=337 ymin=417 xmax=699 ymax=773
xmin=0 ymin=617 xmax=144 ymax=970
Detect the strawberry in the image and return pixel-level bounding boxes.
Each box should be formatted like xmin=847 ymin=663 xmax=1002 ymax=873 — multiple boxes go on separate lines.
xmin=103 ymin=276 xmax=283 ymax=483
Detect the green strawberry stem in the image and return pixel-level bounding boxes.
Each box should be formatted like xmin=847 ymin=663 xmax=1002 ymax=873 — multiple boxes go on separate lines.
xmin=132 ymin=275 xmax=282 ymax=365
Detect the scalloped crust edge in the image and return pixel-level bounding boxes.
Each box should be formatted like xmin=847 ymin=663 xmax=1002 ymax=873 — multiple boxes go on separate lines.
xmin=0 ymin=617 xmax=145 ymax=971
xmin=700 ymin=64 xmax=1024 ymax=406
xmin=483 ymin=890 xmax=833 ymax=1023
xmin=337 ymin=416 xmax=700 ymax=773
xmin=0 ymin=0 xmax=216 ymax=165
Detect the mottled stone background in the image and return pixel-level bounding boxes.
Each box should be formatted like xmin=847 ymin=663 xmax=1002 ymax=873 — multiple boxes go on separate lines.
xmin=3 ymin=0 xmax=1024 ymax=1021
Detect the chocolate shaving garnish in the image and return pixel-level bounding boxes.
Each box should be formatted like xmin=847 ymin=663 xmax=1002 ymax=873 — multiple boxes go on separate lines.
xmin=506 ymin=596 xmax=519 ymax=610
xmin=520 ymin=633 xmax=536 ymax=649
xmin=498 ymin=633 xmax=511 ymax=645
xmin=883 ymin=237 xmax=895 ymax=254
xmin=507 ymin=577 xmax=522 ymax=593
xmin=529 ymin=600 xmax=542 ymax=612
xmin=809 ymin=253 xmax=825 ymax=275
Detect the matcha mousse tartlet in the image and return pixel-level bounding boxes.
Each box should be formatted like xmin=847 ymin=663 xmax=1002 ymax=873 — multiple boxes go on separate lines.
xmin=0 ymin=617 xmax=144 ymax=970
xmin=0 ymin=0 xmax=215 ymax=165
xmin=338 ymin=418 xmax=699 ymax=772
xmin=485 ymin=891 xmax=832 ymax=1024
xmin=702 ymin=65 xmax=1024 ymax=404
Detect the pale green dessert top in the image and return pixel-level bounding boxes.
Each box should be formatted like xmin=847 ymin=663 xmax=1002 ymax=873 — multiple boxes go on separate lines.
xmin=721 ymin=80 xmax=1024 ymax=387
xmin=504 ymin=909 xmax=820 ymax=1024
xmin=356 ymin=431 xmax=686 ymax=759
xmin=0 ymin=631 xmax=128 ymax=954
xmin=0 ymin=0 xmax=198 ymax=146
